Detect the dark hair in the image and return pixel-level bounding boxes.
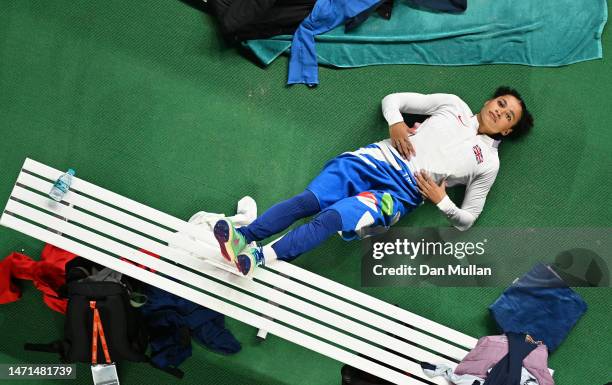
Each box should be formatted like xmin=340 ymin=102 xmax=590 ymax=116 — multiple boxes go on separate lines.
xmin=492 ymin=86 xmax=533 ymax=140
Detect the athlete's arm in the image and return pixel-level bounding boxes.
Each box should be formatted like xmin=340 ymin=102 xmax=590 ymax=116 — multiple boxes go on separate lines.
xmin=382 ymin=93 xmax=458 ymax=159
xmin=435 ymin=167 xmax=499 ymax=231
xmin=381 ymin=92 xmax=460 ymax=125
xmin=415 ymin=168 xmax=498 ymax=231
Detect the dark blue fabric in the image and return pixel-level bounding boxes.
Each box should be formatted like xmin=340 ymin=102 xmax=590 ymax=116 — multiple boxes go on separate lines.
xmin=345 ymin=0 xmax=466 ymax=32
xmin=344 ymin=0 xmax=392 ymax=32
xmin=409 ymin=0 xmax=466 ymax=12
xmin=271 ymin=208 xmax=342 ymax=261
xmin=139 ymin=284 xmax=241 ymax=369
xmin=489 ymin=263 xmax=587 ymax=352
xmin=145 ymin=310 xmax=192 ymax=368
xmin=482 ymin=333 xmax=537 ymax=385
xmin=287 ymin=0 xmax=381 ymax=85
xmin=238 ymin=190 xmax=320 ymax=243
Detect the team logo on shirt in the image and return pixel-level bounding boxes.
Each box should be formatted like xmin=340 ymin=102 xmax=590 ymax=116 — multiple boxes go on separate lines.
xmin=472 ymin=145 xmax=484 ymax=164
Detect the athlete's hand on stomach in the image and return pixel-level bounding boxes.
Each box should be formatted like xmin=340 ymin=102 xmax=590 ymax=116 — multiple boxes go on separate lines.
xmin=389 ymin=122 xmax=418 ymax=159
xmin=415 ymin=171 xmax=447 ymax=204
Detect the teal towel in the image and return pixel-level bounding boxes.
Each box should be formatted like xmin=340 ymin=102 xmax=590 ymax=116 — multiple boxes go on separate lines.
xmin=244 ymin=0 xmax=608 ymax=68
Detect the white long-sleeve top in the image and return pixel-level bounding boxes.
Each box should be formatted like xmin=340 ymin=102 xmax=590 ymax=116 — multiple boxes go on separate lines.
xmin=381 ymin=92 xmax=500 ymax=231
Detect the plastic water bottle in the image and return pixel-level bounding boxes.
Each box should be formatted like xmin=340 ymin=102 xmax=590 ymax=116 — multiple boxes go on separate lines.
xmin=49 ymin=169 xmax=76 ymax=202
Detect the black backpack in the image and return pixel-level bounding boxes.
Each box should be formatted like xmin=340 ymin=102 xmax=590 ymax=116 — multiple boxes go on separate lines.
xmin=22 ymin=257 xmax=169 ymax=373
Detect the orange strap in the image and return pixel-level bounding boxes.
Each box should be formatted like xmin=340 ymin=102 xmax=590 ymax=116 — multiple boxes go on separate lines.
xmin=90 ymin=301 xmax=112 ymax=364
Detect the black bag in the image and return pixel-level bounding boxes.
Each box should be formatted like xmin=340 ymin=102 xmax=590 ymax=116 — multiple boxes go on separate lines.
xmin=24 ymin=258 xmax=148 ymax=363
xmin=60 ymin=280 xmax=147 ymax=363
xmin=24 ymin=257 xmax=189 ymax=378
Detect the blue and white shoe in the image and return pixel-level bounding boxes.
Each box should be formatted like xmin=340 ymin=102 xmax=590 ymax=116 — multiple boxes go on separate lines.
xmin=236 ymin=246 xmax=265 ymax=277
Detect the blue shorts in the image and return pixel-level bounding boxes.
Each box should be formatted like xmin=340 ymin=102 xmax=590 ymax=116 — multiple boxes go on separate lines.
xmin=307 ymin=148 xmax=422 ymax=240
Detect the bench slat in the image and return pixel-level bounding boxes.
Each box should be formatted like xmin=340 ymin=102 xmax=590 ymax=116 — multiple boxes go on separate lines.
xmin=271 ymin=262 xmax=478 ymax=349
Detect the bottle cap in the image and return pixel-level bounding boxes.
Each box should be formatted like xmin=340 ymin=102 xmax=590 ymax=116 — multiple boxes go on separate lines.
xmin=67 ymin=168 xmax=76 ymax=176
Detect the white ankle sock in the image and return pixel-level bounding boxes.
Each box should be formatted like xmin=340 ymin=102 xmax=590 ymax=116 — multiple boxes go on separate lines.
xmin=262 ymin=244 xmax=278 ymax=265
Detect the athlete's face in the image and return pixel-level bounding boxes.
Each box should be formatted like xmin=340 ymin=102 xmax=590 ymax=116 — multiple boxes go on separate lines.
xmin=478 ymin=95 xmax=523 ymax=136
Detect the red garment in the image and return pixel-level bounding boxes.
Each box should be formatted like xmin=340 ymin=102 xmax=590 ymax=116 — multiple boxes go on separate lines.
xmin=0 ymin=244 xmax=78 ymax=314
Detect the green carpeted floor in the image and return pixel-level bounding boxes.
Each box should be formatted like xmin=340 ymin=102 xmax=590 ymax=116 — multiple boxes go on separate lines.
xmin=0 ymin=1 xmax=610 ymax=384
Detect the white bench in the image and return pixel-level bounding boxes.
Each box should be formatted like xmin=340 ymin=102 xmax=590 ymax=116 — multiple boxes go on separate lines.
xmin=1 ymin=158 xmax=480 ymax=385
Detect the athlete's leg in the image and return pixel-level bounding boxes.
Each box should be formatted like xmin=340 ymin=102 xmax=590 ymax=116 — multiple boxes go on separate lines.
xmin=236 ymin=209 xmax=343 ymax=275
xmin=213 ymin=190 xmax=319 ymax=264
xmin=269 ymin=209 xmax=342 ymax=261
xmin=216 ymin=155 xmax=384 ymax=272
xmin=233 ymin=153 xmax=383 ymax=243
xmin=237 ymin=191 xmax=410 ymax=276
xmin=237 ymin=189 xmax=321 ymax=243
